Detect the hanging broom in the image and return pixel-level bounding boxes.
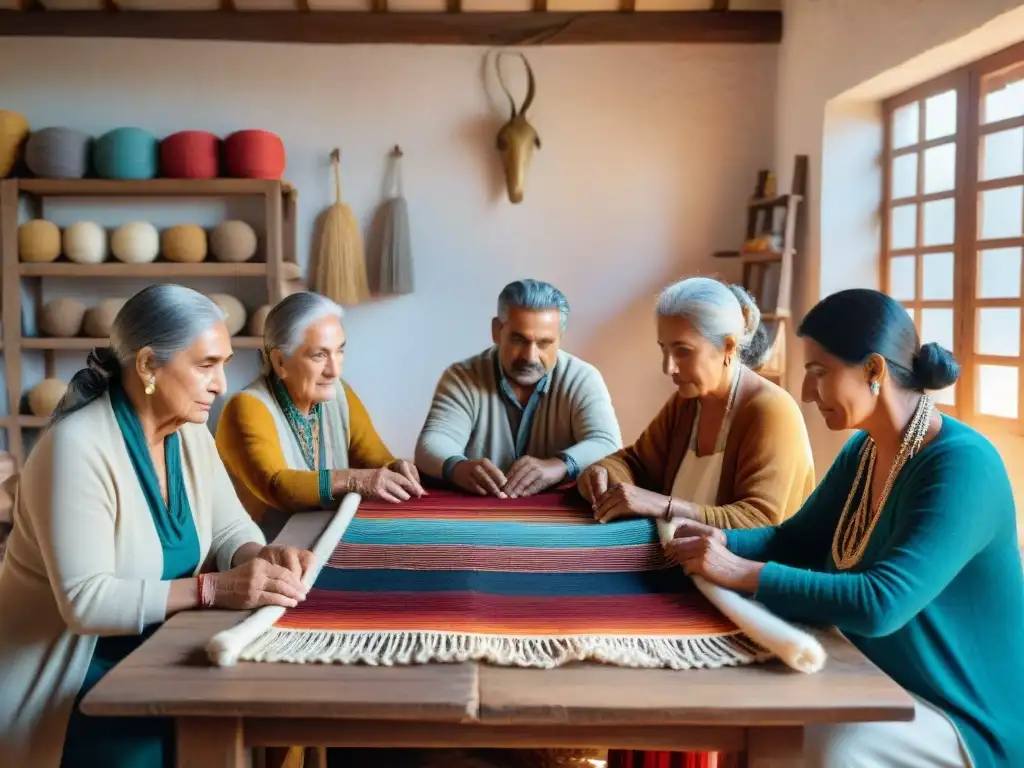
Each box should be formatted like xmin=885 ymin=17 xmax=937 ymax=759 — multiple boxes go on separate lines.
xmin=377 ymin=144 xmax=414 ymax=295
xmin=313 ymin=148 xmax=370 ymax=305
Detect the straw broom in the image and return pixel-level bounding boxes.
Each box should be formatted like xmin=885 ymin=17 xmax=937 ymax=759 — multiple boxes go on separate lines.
xmin=313 ymin=148 xmax=369 ymax=305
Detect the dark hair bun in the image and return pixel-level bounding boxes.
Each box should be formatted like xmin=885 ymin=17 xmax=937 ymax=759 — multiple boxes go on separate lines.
xmin=913 ymin=342 xmax=960 ymax=391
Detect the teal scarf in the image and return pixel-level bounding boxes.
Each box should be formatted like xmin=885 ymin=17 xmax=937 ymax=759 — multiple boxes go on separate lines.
xmin=108 ymin=383 xmax=199 ymax=575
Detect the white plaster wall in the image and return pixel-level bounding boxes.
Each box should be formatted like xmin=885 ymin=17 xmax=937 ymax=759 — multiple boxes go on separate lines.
xmin=0 ymin=38 xmax=776 ymax=457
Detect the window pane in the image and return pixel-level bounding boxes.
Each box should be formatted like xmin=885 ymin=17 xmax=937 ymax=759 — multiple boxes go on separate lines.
xmin=891 ymin=204 xmax=917 ymax=249
xmin=932 ymin=383 xmax=956 ymax=406
xmin=978 ymin=247 xmax=1022 ymax=299
xmin=977 ymin=308 xmax=1021 ymax=357
xmin=977 ymin=364 xmax=1019 ymax=418
xmin=984 ymin=77 xmax=1024 ymax=124
xmin=922 ymin=252 xmax=954 ymax=300
xmin=924 ymin=90 xmax=957 ymax=141
xmin=892 ymin=102 xmax=920 ymax=149
xmin=892 ymin=153 xmax=918 ymax=199
xmin=981 ymin=128 xmax=1024 ymax=180
xmin=889 ymin=256 xmax=916 ymax=300
xmin=923 ymin=143 xmax=956 ymax=194
xmin=906 ymin=306 xmax=917 ymax=326
xmin=922 ymin=198 xmax=955 ymax=246
xmin=980 ymin=186 xmax=1024 ymax=240
xmin=921 ymin=308 xmax=954 ymax=353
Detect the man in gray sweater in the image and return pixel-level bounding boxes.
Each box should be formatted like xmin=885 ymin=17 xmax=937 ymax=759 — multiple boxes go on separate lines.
xmin=415 ymin=279 xmax=622 ymax=498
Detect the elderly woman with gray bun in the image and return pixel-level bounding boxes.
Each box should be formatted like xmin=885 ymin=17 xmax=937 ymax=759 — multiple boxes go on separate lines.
xmin=0 ymin=284 xmax=314 ymax=768
xmin=580 ymin=276 xmax=815 ymax=529
xmin=216 ymin=291 xmax=423 ymax=541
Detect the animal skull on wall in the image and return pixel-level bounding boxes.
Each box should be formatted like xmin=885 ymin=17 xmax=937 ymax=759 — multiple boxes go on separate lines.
xmin=495 ymin=52 xmax=540 ymax=205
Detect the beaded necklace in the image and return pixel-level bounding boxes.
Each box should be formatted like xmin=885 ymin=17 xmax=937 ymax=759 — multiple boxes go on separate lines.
xmin=832 ymin=393 xmax=934 ymax=570
xmin=269 ymin=375 xmax=323 ymax=472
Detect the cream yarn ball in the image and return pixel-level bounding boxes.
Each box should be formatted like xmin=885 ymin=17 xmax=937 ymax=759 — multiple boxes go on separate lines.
xmin=63 ymin=221 xmax=108 ymax=264
xmin=28 ymin=378 xmax=68 ymax=418
xmin=210 ymin=294 xmax=247 ymax=336
xmin=111 ymin=221 xmax=159 ymax=264
xmin=250 ymin=304 xmax=272 ymax=337
xmin=39 ymin=298 xmax=87 ymax=337
xmin=83 ymin=298 xmax=127 ymax=338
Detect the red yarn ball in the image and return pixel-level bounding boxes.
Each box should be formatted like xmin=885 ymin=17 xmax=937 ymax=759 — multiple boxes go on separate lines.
xmin=223 ymin=130 xmax=286 ymax=180
xmin=160 ymin=130 xmax=220 ymax=179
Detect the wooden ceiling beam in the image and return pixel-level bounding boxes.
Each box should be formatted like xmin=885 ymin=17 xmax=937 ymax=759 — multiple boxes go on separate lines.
xmin=0 ymin=9 xmax=781 ymax=45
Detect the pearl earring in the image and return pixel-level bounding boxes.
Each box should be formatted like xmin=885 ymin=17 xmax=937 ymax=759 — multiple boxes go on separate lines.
xmin=869 ymin=380 xmax=880 ymax=396
xmin=145 ymin=376 xmax=156 ymax=396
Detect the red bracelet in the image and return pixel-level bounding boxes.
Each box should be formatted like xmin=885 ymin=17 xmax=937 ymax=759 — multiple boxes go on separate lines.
xmin=197 ymin=573 xmax=213 ymax=608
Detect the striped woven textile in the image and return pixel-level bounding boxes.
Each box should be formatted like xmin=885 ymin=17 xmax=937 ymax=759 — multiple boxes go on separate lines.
xmin=237 ymin=488 xmax=770 ymax=669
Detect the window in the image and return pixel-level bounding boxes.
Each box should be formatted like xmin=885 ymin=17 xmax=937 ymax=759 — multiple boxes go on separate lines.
xmin=882 ymin=43 xmax=1024 ymax=435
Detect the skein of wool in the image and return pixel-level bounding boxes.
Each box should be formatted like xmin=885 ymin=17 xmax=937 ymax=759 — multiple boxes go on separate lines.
xmin=378 ymin=145 xmax=414 ymax=296
xmin=313 ymin=149 xmax=369 ymax=306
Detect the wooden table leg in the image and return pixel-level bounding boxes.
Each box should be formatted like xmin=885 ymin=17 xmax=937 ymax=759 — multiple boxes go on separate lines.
xmin=176 ymin=717 xmax=245 ymax=768
xmin=745 ymin=726 xmax=804 ymax=768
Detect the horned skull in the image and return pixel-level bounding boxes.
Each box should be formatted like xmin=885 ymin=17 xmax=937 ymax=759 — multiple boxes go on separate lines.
xmin=495 ymin=52 xmax=540 ymax=205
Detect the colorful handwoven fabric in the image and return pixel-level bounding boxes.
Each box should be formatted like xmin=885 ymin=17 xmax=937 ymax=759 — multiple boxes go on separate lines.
xmin=237 ymin=489 xmax=770 ymax=669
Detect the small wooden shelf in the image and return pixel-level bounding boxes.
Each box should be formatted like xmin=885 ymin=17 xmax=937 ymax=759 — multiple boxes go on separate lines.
xmin=17 ymin=178 xmax=285 ymax=198
xmin=21 ymin=336 xmax=264 ymax=350
xmin=19 ymin=261 xmax=268 ymax=278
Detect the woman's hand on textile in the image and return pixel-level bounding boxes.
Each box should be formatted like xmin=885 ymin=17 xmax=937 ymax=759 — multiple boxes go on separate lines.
xmin=664 ymin=529 xmax=763 ymax=594
xmin=207 ymin=557 xmax=310 ymax=610
xmin=450 ymin=458 xmax=509 ymax=498
xmin=388 ymin=459 xmax=427 ymax=497
xmin=578 ymin=465 xmax=609 ymax=504
xmin=502 ymin=456 xmax=567 ymax=498
xmin=256 ymin=544 xmax=316 ymax=583
xmin=343 ymin=467 xmax=422 ymax=504
xmin=669 ymin=519 xmax=727 ymax=547
xmin=592 ymin=483 xmax=671 ymax=523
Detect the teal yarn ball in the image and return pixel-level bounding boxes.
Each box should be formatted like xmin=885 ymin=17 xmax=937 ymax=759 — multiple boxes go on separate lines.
xmin=93 ymin=127 xmax=158 ymax=180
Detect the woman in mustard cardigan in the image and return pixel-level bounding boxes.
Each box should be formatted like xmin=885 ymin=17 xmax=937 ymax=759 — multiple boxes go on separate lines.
xmin=215 ymin=291 xmax=424 ymax=541
xmin=579 ymin=276 xmax=815 ymax=768
xmin=579 ymin=276 xmax=815 ymax=529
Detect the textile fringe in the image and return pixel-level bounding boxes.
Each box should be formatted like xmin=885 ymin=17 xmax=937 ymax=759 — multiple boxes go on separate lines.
xmin=236 ymin=628 xmax=773 ymax=670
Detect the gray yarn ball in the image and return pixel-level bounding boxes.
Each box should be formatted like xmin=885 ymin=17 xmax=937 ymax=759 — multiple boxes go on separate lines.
xmin=25 ymin=127 xmax=92 ymax=179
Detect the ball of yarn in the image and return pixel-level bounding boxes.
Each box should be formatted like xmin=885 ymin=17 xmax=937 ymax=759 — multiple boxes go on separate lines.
xmin=224 ymin=130 xmax=286 ymax=179
xmin=39 ymin=298 xmax=87 ymax=338
xmin=161 ymin=224 xmax=207 ymax=263
xmin=209 ymin=220 xmax=257 ymax=263
xmin=93 ymin=127 xmax=158 ymax=180
xmin=83 ymin=298 xmax=127 ymax=338
xmin=111 ymin=221 xmax=159 ymax=264
xmin=210 ymin=294 xmax=247 ymax=336
xmin=24 ymin=127 xmax=92 ymax=179
xmin=282 ymin=262 xmax=302 ymax=281
xmin=18 ymin=219 xmax=61 ymax=263
xmin=28 ymin=378 xmax=68 ymax=419
xmin=160 ymin=130 xmax=220 ymax=179
xmin=0 ymin=110 xmax=30 ymax=178
xmin=250 ymin=304 xmax=272 ymax=337
xmin=63 ymin=221 xmax=108 ymax=264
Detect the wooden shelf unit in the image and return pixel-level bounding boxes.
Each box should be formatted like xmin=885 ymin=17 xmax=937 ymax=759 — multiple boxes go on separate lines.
xmin=0 ymin=177 xmax=297 ymax=466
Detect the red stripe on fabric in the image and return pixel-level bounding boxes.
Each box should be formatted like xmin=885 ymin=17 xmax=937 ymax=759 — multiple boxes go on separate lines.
xmin=355 ymin=488 xmax=593 ymax=523
xmin=327 ymin=543 xmax=669 ymax=572
xmin=274 ymin=590 xmax=739 ymax=635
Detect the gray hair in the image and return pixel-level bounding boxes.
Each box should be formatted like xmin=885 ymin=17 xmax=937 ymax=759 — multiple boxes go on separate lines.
xmin=51 ymin=284 xmax=227 ymax=425
xmin=261 ymin=291 xmax=345 ymax=375
xmin=496 ymin=279 xmax=570 ymax=332
xmin=656 ymin=276 xmax=771 ymax=368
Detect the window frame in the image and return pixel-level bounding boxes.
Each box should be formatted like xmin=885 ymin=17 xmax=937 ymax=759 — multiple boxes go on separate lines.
xmin=881 ymin=41 xmax=1024 ymax=437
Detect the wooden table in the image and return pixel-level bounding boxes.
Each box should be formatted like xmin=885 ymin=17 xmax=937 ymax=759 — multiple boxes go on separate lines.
xmin=82 ymin=512 xmax=915 ymax=768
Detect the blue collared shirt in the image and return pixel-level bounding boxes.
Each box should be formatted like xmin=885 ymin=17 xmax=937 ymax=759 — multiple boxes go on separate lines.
xmin=441 ymin=358 xmax=579 ymax=481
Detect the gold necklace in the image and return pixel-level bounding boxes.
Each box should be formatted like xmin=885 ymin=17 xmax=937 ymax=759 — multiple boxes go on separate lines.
xmin=831 ymin=394 xmax=934 ymax=570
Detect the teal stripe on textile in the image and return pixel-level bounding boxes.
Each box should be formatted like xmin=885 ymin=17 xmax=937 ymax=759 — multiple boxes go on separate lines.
xmin=342 ymin=518 xmax=659 ymax=548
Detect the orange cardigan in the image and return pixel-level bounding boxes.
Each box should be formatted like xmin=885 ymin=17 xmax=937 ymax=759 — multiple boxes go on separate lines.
xmin=215 ymin=382 xmax=396 ymax=515
xmin=585 ymin=371 xmax=815 ymax=529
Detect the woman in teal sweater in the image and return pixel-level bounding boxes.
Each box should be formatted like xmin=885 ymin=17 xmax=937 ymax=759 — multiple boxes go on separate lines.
xmin=666 ymin=288 xmax=1024 ymax=768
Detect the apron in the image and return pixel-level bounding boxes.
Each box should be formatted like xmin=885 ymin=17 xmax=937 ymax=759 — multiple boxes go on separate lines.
xmin=669 ymin=366 xmax=742 ymax=507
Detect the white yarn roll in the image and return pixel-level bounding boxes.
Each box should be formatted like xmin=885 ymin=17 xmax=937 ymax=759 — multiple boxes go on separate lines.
xmin=657 ymin=519 xmax=827 ymax=674
xmin=205 ymin=493 xmax=362 ymax=667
